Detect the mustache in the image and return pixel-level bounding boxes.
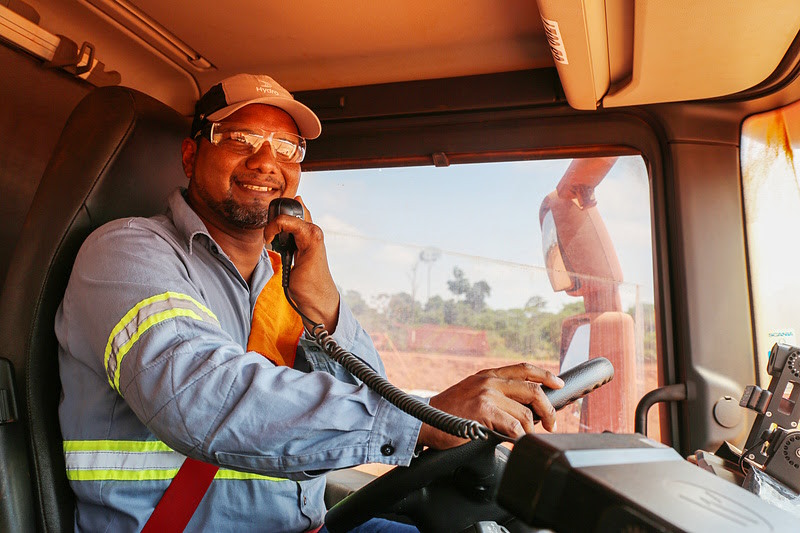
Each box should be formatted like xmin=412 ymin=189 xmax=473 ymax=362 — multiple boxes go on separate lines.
xmin=231 ymin=173 xmax=283 ymax=190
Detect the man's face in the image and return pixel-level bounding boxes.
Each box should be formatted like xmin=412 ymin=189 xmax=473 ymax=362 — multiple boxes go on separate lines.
xmin=184 ymin=104 xmax=302 ymax=230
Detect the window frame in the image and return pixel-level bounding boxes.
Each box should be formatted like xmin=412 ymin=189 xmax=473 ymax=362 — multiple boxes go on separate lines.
xmin=299 ymin=88 xmax=677 ymax=445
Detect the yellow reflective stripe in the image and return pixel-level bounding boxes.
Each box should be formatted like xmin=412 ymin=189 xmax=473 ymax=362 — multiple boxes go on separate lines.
xmin=104 ymin=291 xmax=218 ymax=393
xmin=67 ymin=468 xmax=180 ymax=481
xmin=66 ymin=468 xmax=286 ymax=482
xmin=64 ymin=440 xmax=173 ymax=453
xmin=213 ymin=470 xmax=285 ymax=481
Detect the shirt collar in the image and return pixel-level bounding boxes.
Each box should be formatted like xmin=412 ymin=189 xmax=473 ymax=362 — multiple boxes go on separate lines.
xmin=167 ymin=188 xmax=213 ymax=255
xmin=166 ymin=189 xmax=275 ymax=288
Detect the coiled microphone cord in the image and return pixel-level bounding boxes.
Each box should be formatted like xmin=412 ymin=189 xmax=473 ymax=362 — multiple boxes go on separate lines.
xmin=283 ymin=286 xmax=505 ymax=442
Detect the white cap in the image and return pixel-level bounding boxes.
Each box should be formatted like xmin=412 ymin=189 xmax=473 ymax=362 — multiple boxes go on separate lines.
xmin=192 ymin=74 xmax=321 ymax=139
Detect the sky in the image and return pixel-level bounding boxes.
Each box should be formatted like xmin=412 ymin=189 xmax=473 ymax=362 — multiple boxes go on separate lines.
xmin=297 ymin=155 xmax=654 ymax=313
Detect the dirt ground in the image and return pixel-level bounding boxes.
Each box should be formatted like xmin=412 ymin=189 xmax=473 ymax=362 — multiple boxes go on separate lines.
xmin=380 ymin=350 xmax=661 ymax=437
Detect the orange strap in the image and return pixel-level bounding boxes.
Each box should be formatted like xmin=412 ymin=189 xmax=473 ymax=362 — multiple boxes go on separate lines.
xmin=143 ymin=252 xmax=303 ymax=531
xmin=247 ymin=251 xmax=304 ymax=367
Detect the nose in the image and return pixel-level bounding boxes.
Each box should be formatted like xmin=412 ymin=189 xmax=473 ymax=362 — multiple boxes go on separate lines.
xmin=245 ymin=143 xmax=280 ymax=174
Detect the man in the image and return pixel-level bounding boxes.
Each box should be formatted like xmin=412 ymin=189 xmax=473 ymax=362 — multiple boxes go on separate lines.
xmin=56 ymin=73 xmax=564 ymax=532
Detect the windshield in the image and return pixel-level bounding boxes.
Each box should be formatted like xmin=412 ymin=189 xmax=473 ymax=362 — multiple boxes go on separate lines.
xmin=300 ymin=154 xmax=659 ymax=438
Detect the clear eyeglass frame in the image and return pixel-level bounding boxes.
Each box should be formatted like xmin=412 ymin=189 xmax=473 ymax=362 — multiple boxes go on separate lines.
xmin=198 ymin=121 xmax=306 ymax=163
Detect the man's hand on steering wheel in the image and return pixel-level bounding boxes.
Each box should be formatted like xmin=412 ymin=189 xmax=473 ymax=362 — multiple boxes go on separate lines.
xmin=417 ymin=362 xmax=565 ymax=450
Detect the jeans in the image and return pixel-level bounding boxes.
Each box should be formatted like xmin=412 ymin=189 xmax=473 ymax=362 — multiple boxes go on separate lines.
xmin=319 ymin=517 xmax=420 ymax=532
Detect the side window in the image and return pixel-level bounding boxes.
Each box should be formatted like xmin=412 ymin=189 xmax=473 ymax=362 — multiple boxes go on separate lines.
xmin=742 ymin=101 xmax=800 ymax=385
xmin=300 ymin=155 xmax=659 ymax=438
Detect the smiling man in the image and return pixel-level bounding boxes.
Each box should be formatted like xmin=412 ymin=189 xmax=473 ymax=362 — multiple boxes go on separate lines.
xmin=56 ymin=74 xmax=563 ymax=532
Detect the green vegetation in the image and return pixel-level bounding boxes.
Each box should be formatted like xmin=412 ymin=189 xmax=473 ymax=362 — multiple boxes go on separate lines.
xmin=343 ymin=267 xmax=657 ymax=361
xmin=343 ymin=267 xmax=567 ymax=359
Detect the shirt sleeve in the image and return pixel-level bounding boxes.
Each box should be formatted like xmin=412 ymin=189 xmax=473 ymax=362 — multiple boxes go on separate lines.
xmin=58 ymin=220 xmax=422 ymax=480
xmin=300 ymin=299 xmax=387 ymax=380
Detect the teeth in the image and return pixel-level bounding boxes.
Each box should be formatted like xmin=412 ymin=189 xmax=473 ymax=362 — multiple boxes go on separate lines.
xmin=241 ymin=184 xmax=273 ymax=192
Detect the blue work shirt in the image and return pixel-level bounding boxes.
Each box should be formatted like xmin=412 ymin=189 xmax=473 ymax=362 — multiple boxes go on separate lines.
xmin=56 ymin=189 xmax=422 ymax=532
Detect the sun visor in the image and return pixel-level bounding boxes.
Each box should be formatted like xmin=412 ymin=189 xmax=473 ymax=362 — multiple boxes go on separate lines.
xmin=536 ymin=0 xmax=800 ymax=109
xmin=536 ymin=0 xmax=611 ymax=110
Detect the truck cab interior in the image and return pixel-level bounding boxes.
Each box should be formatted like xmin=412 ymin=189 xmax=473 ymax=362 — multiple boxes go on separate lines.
xmin=2 ymin=1 xmax=800 ymax=531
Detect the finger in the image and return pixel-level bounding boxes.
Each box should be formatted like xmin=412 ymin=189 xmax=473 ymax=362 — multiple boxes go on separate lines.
xmin=262 ymin=217 xmax=280 ymax=245
xmin=263 ymin=194 xmax=313 ymax=244
xmin=264 ymin=215 xmax=322 ymax=253
xmin=482 ymin=362 xmax=564 ymax=389
xmin=263 ymin=215 xmax=302 ymax=247
xmin=493 ymin=378 xmax=545 ymax=405
xmin=489 ymin=393 xmax=537 ymax=435
xmin=484 ymin=402 xmax=529 ymax=440
xmin=490 ymin=378 xmax=558 ymax=432
xmin=527 ymin=385 xmax=558 ymax=432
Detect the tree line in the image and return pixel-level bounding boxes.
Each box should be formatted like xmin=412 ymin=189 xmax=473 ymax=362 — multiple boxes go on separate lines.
xmin=343 ymin=266 xmax=657 ymax=361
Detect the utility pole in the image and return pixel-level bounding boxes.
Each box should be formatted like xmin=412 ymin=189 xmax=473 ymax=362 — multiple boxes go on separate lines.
xmin=419 ymin=247 xmax=442 ymax=303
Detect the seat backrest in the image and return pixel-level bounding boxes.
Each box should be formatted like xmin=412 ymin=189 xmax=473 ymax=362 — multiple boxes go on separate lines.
xmin=0 ymin=43 xmax=90 ymax=288
xmin=0 ymin=86 xmax=189 ymax=532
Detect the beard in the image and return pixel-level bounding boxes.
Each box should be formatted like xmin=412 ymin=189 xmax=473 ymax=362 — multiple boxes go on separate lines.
xmin=211 ymin=196 xmax=270 ymax=228
xmin=191 ymin=174 xmax=272 ymax=229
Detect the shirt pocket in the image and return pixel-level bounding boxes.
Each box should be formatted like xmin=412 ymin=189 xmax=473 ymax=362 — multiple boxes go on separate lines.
xmin=295 ymin=339 xmax=360 ymax=386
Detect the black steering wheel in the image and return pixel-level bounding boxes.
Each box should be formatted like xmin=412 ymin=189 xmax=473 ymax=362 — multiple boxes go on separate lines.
xmin=325 ymin=357 xmax=615 ymax=532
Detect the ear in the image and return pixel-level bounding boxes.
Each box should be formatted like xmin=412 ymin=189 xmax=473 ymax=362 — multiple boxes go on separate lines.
xmin=181 ymin=138 xmax=198 ymax=179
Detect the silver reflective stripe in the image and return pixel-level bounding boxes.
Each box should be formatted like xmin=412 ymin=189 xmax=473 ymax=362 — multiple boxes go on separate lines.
xmin=66 ymin=448 xmax=185 ymax=471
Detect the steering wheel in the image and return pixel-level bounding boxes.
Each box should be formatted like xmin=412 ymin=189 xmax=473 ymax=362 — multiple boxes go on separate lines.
xmin=325 ymin=357 xmax=615 ymax=532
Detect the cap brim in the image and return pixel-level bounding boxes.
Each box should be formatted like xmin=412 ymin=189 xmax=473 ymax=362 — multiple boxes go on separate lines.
xmin=206 ymin=97 xmax=322 ymax=139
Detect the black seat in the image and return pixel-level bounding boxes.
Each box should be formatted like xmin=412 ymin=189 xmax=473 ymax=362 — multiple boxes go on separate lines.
xmin=0 ymin=86 xmax=189 ymax=532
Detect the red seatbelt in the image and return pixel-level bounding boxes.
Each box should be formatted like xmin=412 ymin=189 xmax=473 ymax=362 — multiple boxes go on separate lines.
xmin=142 ymin=254 xmax=303 ymax=531
xmin=142 ymin=458 xmax=322 ymax=533
xmin=141 ymin=457 xmax=218 ymax=532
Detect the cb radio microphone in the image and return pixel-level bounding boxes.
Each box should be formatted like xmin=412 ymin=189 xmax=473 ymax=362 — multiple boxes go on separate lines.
xmin=267 ymin=198 xmax=305 ymax=287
